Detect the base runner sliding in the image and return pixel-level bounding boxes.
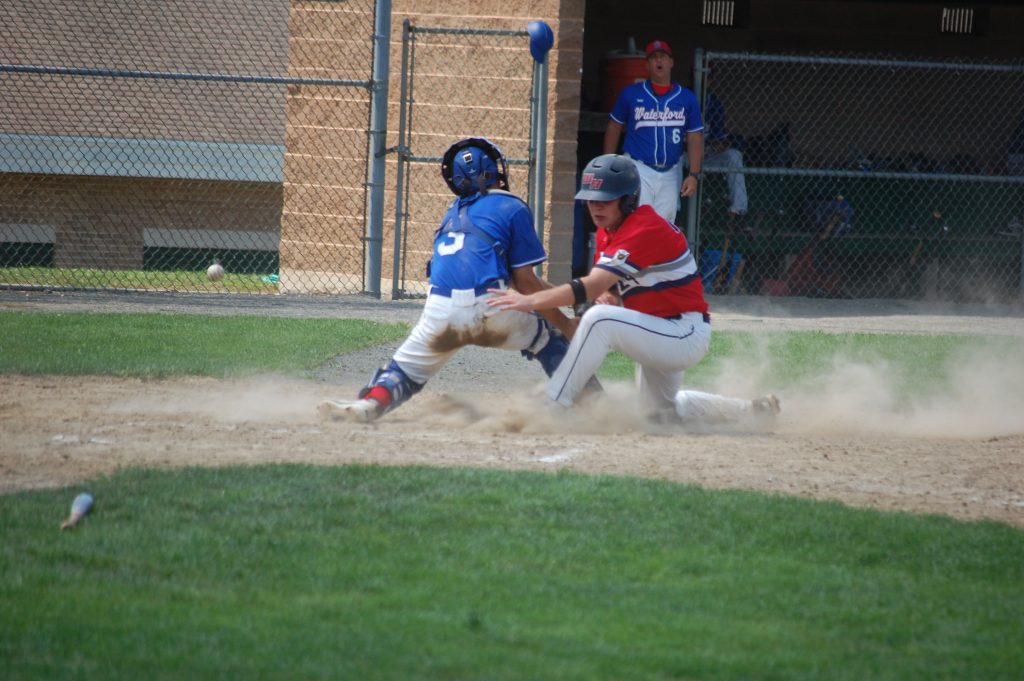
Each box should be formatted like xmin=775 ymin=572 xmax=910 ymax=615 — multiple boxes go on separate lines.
xmin=487 ymin=154 xmax=779 ymax=424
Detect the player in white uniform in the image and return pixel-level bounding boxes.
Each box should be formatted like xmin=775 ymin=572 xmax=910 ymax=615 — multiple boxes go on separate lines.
xmin=604 ymin=39 xmax=704 ymax=224
xmin=488 ymin=154 xmax=779 ymax=424
xmin=320 ymin=138 xmax=582 ymax=422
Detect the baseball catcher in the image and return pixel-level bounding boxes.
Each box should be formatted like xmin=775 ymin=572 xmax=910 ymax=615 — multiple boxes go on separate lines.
xmin=319 ymin=137 xmax=585 ymax=422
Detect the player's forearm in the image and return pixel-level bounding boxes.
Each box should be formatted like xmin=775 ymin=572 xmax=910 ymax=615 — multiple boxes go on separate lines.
xmin=539 ymin=308 xmax=578 ymax=339
xmin=686 ymin=131 xmax=704 ymax=173
xmin=495 ymin=269 xmax=616 ymax=313
xmin=510 ymin=269 xmax=577 ymax=336
xmin=510 ymin=267 xmax=545 ymax=295
xmin=523 ymin=284 xmax=575 ymax=311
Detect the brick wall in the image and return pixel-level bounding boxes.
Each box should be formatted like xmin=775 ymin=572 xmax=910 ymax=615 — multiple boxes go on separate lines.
xmin=281 ymin=0 xmax=584 ymax=294
xmin=0 ymin=174 xmax=281 ymax=269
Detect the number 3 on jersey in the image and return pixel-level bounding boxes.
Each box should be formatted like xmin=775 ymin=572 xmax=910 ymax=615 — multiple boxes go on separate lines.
xmin=437 ymin=231 xmax=465 ymax=256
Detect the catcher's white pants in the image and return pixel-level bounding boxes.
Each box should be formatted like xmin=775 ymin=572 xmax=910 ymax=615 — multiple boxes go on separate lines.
xmin=546 ymin=304 xmax=756 ymax=421
xmin=392 ymin=289 xmax=548 ymax=385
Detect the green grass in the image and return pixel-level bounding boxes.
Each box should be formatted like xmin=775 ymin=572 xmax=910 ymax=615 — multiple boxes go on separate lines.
xmin=2 ymin=465 xmax=1021 ymax=681
xmin=601 ymin=330 xmax=1024 ymax=400
xmin=2 ymin=311 xmax=1022 ymax=678
xmin=0 ymin=266 xmax=277 ymax=293
xmin=5 ymin=311 xmax=1021 ymax=397
xmin=0 ymin=311 xmax=409 ymax=376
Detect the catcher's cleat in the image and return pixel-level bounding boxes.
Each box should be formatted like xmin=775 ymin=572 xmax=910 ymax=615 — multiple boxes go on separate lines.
xmin=751 ymin=393 xmax=781 ymax=416
xmin=318 ymin=398 xmax=381 ymax=423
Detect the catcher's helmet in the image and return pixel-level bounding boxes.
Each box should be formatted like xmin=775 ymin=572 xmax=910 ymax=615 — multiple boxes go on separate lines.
xmin=575 ymin=154 xmax=641 ymax=215
xmin=441 ymin=137 xmax=510 ymax=197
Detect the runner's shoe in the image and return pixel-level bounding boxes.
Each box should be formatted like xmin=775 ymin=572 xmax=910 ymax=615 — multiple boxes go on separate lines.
xmin=751 ymin=394 xmax=781 ymax=416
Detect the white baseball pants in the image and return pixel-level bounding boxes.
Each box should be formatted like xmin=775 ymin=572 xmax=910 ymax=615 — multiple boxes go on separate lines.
xmin=633 ymin=159 xmax=683 ymax=225
xmin=393 ymin=289 xmax=548 ymax=385
xmin=546 ymin=304 xmax=757 ymax=421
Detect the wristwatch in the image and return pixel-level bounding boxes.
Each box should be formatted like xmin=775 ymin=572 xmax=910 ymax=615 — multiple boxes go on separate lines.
xmin=688 ymin=171 xmax=703 ymax=180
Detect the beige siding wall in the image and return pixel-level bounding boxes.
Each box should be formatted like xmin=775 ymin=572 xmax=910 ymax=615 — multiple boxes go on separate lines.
xmin=1 ymin=0 xmax=289 ymax=143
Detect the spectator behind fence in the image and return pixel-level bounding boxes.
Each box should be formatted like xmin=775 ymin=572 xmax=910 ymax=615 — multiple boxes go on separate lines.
xmin=603 ymin=39 xmax=704 ymax=225
xmin=700 ymin=89 xmax=749 ymax=228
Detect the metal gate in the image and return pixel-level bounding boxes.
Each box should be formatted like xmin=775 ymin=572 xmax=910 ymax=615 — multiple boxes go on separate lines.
xmin=691 ymin=50 xmax=1024 ymax=303
xmin=390 ymin=21 xmax=549 ymax=299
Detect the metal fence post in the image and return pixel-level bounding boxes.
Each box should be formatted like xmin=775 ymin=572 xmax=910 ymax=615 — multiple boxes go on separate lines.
xmin=391 ymin=18 xmax=412 ymax=300
xmin=365 ymin=0 xmax=392 ymax=298
xmin=528 ymin=21 xmax=553 ymax=276
xmin=1019 ymin=227 xmax=1024 ymax=301
xmin=688 ymin=48 xmax=704 ymax=248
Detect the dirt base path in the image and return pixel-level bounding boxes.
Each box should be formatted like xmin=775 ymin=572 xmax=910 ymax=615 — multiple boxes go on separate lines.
xmin=3 ymin=290 xmax=1023 ymax=527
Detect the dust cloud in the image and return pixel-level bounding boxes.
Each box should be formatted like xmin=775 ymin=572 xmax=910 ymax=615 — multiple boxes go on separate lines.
xmin=705 ymin=336 xmax=1024 ymax=439
xmin=111 ymin=335 xmax=1024 ymax=442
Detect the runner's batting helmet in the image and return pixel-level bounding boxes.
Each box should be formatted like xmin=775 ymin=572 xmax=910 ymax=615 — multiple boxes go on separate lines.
xmin=441 ymin=137 xmax=510 ymax=197
xmin=575 ymin=154 xmax=641 ymax=215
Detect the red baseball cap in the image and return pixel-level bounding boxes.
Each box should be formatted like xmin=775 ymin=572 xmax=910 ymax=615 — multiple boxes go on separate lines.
xmin=645 ymin=40 xmax=673 ymax=58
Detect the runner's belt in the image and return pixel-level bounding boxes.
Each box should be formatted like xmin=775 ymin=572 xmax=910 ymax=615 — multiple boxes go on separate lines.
xmin=664 ymin=312 xmax=711 ymax=324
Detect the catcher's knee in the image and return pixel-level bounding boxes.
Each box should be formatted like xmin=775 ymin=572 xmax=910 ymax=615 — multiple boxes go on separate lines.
xmin=526 ymin=331 xmax=569 ymax=377
xmin=520 ymin=318 xmax=568 ymax=378
xmin=358 ymin=360 xmax=423 ymax=414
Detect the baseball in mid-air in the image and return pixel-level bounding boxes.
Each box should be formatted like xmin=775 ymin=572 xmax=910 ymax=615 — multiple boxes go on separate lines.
xmin=207 ymin=263 xmax=225 ymax=281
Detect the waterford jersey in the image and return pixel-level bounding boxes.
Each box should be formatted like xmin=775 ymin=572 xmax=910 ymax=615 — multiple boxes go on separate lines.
xmin=593 ymin=205 xmax=708 ymax=316
xmin=609 ymin=81 xmax=703 ymax=170
xmin=429 ymin=190 xmax=546 ymax=292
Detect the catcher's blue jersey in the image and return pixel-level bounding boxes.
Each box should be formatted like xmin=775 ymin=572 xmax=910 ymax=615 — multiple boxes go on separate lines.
xmin=429 ymin=190 xmax=546 ymax=292
xmin=610 ymin=81 xmax=703 ymax=170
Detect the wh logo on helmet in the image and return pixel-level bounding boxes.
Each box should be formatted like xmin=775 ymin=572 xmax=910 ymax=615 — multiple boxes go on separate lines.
xmin=582 ymin=173 xmax=603 ymax=189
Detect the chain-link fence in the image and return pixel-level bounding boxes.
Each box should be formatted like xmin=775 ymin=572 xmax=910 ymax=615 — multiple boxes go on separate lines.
xmin=692 ymin=51 xmax=1024 ymax=303
xmin=0 ymin=0 xmax=378 ymax=295
xmin=390 ymin=22 xmax=539 ymax=298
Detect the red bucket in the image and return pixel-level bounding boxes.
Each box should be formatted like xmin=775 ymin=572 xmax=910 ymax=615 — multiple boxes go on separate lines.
xmin=599 ymin=39 xmax=647 ymax=112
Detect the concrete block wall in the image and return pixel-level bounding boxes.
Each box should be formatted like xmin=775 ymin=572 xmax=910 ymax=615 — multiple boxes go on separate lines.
xmin=391 ymin=0 xmax=585 ymax=285
xmin=280 ymin=0 xmax=584 ymax=295
xmin=280 ymin=1 xmax=377 ymax=293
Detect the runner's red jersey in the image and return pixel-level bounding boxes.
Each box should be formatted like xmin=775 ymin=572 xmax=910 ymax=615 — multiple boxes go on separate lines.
xmin=593 ymin=204 xmax=708 ymax=317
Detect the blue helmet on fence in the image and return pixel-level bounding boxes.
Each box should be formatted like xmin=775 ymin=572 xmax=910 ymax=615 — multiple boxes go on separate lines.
xmin=441 ymin=137 xmax=510 ymax=197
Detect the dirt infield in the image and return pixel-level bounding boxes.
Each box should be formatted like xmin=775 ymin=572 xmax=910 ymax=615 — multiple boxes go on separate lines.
xmin=3 ymin=290 xmax=1023 ymax=527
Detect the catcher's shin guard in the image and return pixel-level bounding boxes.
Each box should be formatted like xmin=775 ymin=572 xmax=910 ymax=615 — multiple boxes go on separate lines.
xmin=358 ymin=360 xmax=423 ymax=415
xmin=521 ymin=320 xmax=567 ymax=377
